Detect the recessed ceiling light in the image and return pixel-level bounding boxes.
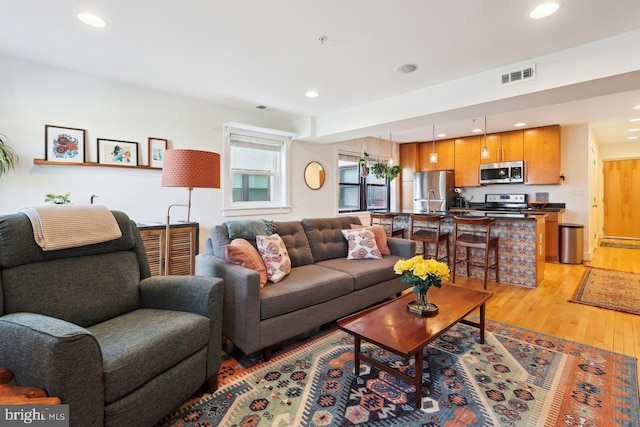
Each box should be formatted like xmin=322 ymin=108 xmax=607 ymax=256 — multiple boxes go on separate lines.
xmin=634 ymin=105 xmax=640 ymax=110
xmin=629 ymin=128 xmax=640 ymax=132
xmin=394 ymin=64 xmax=418 ymax=74
xmin=514 ymin=122 xmax=526 ymax=127
xmin=472 ymin=128 xmax=482 ymax=133
xmin=630 ymin=118 xmax=640 ymax=122
xmin=77 ymin=13 xmax=106 ymax=28
xmin=437 ymin=133 xmax=447 ymax=138
xmin=305 ymin=91 xmax=319 ymax=98
xmin=628 ymin=136 xmax=639 ymax=140
xmin=529 ymin=2 xmax=560 ymax=19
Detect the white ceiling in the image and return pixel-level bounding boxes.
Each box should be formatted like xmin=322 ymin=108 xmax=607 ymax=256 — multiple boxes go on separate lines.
xmin=1 ymin=0 xmax=640 ymax=144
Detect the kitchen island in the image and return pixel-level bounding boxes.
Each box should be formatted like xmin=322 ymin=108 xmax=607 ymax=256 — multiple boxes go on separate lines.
xmin=392 ymin=212 xmax=545 ymax=288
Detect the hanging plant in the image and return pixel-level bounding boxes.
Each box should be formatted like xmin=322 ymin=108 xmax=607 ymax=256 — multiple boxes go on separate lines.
xmin=0 ymin=133 xmax=19 ymax=178
xmin=370 ymin=162 xmax=401 ymax=181
xmin=359 ymin=152 xmax=370 ymax=177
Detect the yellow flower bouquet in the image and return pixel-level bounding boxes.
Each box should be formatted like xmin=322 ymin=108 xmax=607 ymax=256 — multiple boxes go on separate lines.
xmin=394 ymin=256 xmax=450 ymax=315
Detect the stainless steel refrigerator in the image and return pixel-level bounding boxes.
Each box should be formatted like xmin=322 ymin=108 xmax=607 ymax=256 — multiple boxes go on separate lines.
xmin=413 ymin=170 xmax=455 ymax=212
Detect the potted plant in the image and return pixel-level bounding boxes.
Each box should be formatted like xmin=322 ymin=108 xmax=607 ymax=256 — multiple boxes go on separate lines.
xmin=45 ymin=193 xmax=72 ymax=204
xmin=0 ymin=133 xmax=18 ymax=178
xmin=394 ymin=255 xmax=450 ymax=316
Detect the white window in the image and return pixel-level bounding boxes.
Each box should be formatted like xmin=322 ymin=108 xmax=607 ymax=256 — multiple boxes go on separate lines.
xmin=338 ymin=150 xmax=390 ymax=213
xmin=223 ymin=123 xmax=294 ymax=216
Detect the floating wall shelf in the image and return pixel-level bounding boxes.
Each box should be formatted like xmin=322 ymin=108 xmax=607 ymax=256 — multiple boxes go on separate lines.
xmin=33 ymin=159 xmax=162 ymax=171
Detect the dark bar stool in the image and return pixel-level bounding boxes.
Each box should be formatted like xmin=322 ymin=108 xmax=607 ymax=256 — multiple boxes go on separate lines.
xmin=452 ymin=216 xmax=499 ymax=290
xmin=409 ymin=214 xmax=450 ymax=265
xmin=370 ymin=213 xmax=405 ymax=237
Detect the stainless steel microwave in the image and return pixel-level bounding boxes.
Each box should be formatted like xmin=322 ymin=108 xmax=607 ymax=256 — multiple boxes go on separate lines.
xmin=479 ymin=161 xmax=524 ymax=184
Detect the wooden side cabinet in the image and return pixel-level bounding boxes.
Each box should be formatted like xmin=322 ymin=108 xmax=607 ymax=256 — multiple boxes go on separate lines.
xmin=138 ymin=222 xmax=199 ymax=276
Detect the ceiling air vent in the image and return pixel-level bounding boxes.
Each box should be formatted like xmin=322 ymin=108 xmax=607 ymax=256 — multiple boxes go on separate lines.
xmin=255 ymin=105 xmax=267 ymax=109
xmin=500 ymin=64 xmax=536 ymax=85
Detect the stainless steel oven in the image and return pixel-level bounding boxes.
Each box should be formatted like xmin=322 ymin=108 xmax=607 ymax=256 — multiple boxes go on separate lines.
xmin=480 ymin=161 xmax=524 ymax=184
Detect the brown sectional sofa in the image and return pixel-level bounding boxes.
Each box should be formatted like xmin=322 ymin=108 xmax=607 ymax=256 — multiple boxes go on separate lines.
xmin=195 ymin=216 xmax=415 ymax=357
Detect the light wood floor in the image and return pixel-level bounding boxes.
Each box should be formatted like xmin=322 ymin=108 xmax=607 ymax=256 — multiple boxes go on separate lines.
xmin=455 ymin=241 xmax=640 ymax=383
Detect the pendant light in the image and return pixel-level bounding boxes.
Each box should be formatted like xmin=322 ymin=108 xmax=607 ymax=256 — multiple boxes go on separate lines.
xmin=388 ymin=132 xmax=394 ymax=166
xmin=481 ymin=116 xmax=490 ymax=159
xmin=429 ymin=125 xmax=438 ymax=164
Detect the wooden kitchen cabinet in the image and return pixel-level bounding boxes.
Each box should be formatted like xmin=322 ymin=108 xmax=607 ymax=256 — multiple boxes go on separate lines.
xmin=527 ymin=211 xmax=563 ymax=262
xmin=480 ymin=131 xmax=523 ymax=163
xmin=454 ymin=136 xmax=481 ymax=187
xmin=138 ymin=222 xmax=199 ymax=275
xmin=544 ymin=211 xmax=562 ymax=262
xmin=400 ymin=142 xmax=418 ymax=211
xmin=417 ymin=139 xmax=454 ymax=171
xmin=524 ymin=125 xmax=561 ymax=184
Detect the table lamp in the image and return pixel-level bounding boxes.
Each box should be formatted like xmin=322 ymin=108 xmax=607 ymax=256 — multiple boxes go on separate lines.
xmin=161 ymin=149 xmax=220 ymax=275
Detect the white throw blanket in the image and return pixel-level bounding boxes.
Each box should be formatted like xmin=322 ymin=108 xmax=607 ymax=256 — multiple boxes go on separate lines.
xmin=19 ymin=205 xmax=123 ymax=251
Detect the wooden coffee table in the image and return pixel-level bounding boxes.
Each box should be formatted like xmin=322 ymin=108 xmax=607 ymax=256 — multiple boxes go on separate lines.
xmin=337 ymin=284 xmax=492 ymax=409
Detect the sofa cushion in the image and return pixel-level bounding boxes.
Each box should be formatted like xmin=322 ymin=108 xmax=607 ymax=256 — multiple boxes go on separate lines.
xmin=273 ymin=221 xmax=314 ymax=267
xmin=341 ymin=228 xmax=382 ymax=260
xmin=317 ymin=255 xmax=403 ymax=291
xmin=350 ymin=224 xmax=391 ymax=255
xmin=257 ymin=234 xmax=292 ymax=283
xmin=226 ymin=239 xmax=267 ymax=288
xmin=89 ymin=308 xmax=209 ymax=403
xmin=301 ymin=216 xmax=362 ymax=262
xmin=260 ymin=265 xmax=353 ymax=320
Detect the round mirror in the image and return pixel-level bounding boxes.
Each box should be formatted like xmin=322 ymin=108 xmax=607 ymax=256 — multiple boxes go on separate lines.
xmin=304 ymin=161 xmax=325 ymax=190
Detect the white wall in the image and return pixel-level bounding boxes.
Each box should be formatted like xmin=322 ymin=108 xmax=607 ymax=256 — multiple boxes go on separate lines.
xmin=0 ymin=54 xmax=339 ymax=252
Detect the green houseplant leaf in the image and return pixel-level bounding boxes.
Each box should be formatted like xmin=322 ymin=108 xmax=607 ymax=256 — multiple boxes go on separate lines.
xmin=0 ymin=133 xmax=19 ymax=178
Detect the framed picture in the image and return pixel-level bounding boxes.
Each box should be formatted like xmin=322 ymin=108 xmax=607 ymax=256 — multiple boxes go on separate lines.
xmin=97 ymin=139 xmax=139 ymax=166
xmin=148 ymin=137 xmax=168 ymax=168
xmin=45 ymin=125 xmax=86 ymax=163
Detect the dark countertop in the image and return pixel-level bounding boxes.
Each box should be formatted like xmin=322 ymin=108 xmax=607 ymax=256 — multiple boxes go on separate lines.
xmin=391 ymin=211 xmax=541 ymax=220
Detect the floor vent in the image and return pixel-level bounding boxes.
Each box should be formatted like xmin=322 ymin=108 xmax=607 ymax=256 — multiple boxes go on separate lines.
xmin=500 ymin=64 xmax=536 ymax=85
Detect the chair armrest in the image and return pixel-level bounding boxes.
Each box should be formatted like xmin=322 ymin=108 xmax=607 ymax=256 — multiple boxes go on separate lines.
xmin=195 ymin=253 xmax=262 ymax=355
xmin=0 ymin=313 xmax=104 ymax=426
xmin=139 ymin=275 xmax=223 ymax=317
xmin=387 ymin=237 xmax=416 ymax=258
xmin=139 ymin=275 xmax=224 ymax=379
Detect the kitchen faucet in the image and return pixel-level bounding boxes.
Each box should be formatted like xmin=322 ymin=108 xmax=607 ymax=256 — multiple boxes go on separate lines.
xmin=427 ymin=189 xmax=436 ymax=213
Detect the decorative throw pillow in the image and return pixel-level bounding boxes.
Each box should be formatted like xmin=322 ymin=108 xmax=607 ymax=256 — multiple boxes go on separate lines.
xmin=256 ymin=233 xmax=292 ymax=283
xmin=341 ymin=228 xmax=382 ymax=260
xmin=350 ymin=224 xmax=391 ymax=255
xmin=225 ymin=239 xmax=268 ymax=288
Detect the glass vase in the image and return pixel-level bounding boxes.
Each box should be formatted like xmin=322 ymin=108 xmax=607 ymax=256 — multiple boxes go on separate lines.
xmin=407 ymin=287 xmax=439 ymax=316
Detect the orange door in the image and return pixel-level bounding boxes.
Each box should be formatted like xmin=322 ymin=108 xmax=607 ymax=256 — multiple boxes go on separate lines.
xmin=603 ymin=159 xmax=640 ymax=238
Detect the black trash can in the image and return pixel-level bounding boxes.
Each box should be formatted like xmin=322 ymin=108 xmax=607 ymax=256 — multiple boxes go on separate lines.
xmin=559 ymin=223 xmax=584 ymax=264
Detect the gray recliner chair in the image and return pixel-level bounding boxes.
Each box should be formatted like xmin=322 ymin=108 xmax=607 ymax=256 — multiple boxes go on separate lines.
xmin=0 ymin=211 xmax=223 ymax=427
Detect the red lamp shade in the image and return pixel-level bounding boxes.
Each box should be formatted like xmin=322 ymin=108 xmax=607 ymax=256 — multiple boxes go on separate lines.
xmin=161 ymin=149 xmax=220 ymax=189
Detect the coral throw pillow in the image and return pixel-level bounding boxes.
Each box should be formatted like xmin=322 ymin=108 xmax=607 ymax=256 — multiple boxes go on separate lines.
xmin=341 ymin=228 xmax=382 ymax=260
xmin=256 ymin=233 xmax=292 ymax=283
xmin=350 ymin=224 xmax=391 ymax=255
xmin=225 ymin=239 xmax=268 ymax=288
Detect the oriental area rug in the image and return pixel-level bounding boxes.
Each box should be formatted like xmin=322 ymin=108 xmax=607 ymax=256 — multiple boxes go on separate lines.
xmin=160 ymin=319 xmax=639 ymax=427
xmin=571 ymin=267 xmax=640 ymax=315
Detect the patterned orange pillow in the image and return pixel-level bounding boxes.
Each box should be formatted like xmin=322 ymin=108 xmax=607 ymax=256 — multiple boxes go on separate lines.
xmin=350 ymin=224 xmax=391 ymax=255
xmin=225 ymin=238 xmax=268 ymax=288
xmin=341 ymin=228 xmax=382 ymax=260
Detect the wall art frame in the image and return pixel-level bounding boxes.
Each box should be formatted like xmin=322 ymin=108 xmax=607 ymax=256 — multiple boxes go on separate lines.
xmin=148 ymin=137 xmax=168 ymax=168
xmin=97 ymin=138 xmax=139 ymax=166
xmin=45 ymin=124 xmax=86 ymax=163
